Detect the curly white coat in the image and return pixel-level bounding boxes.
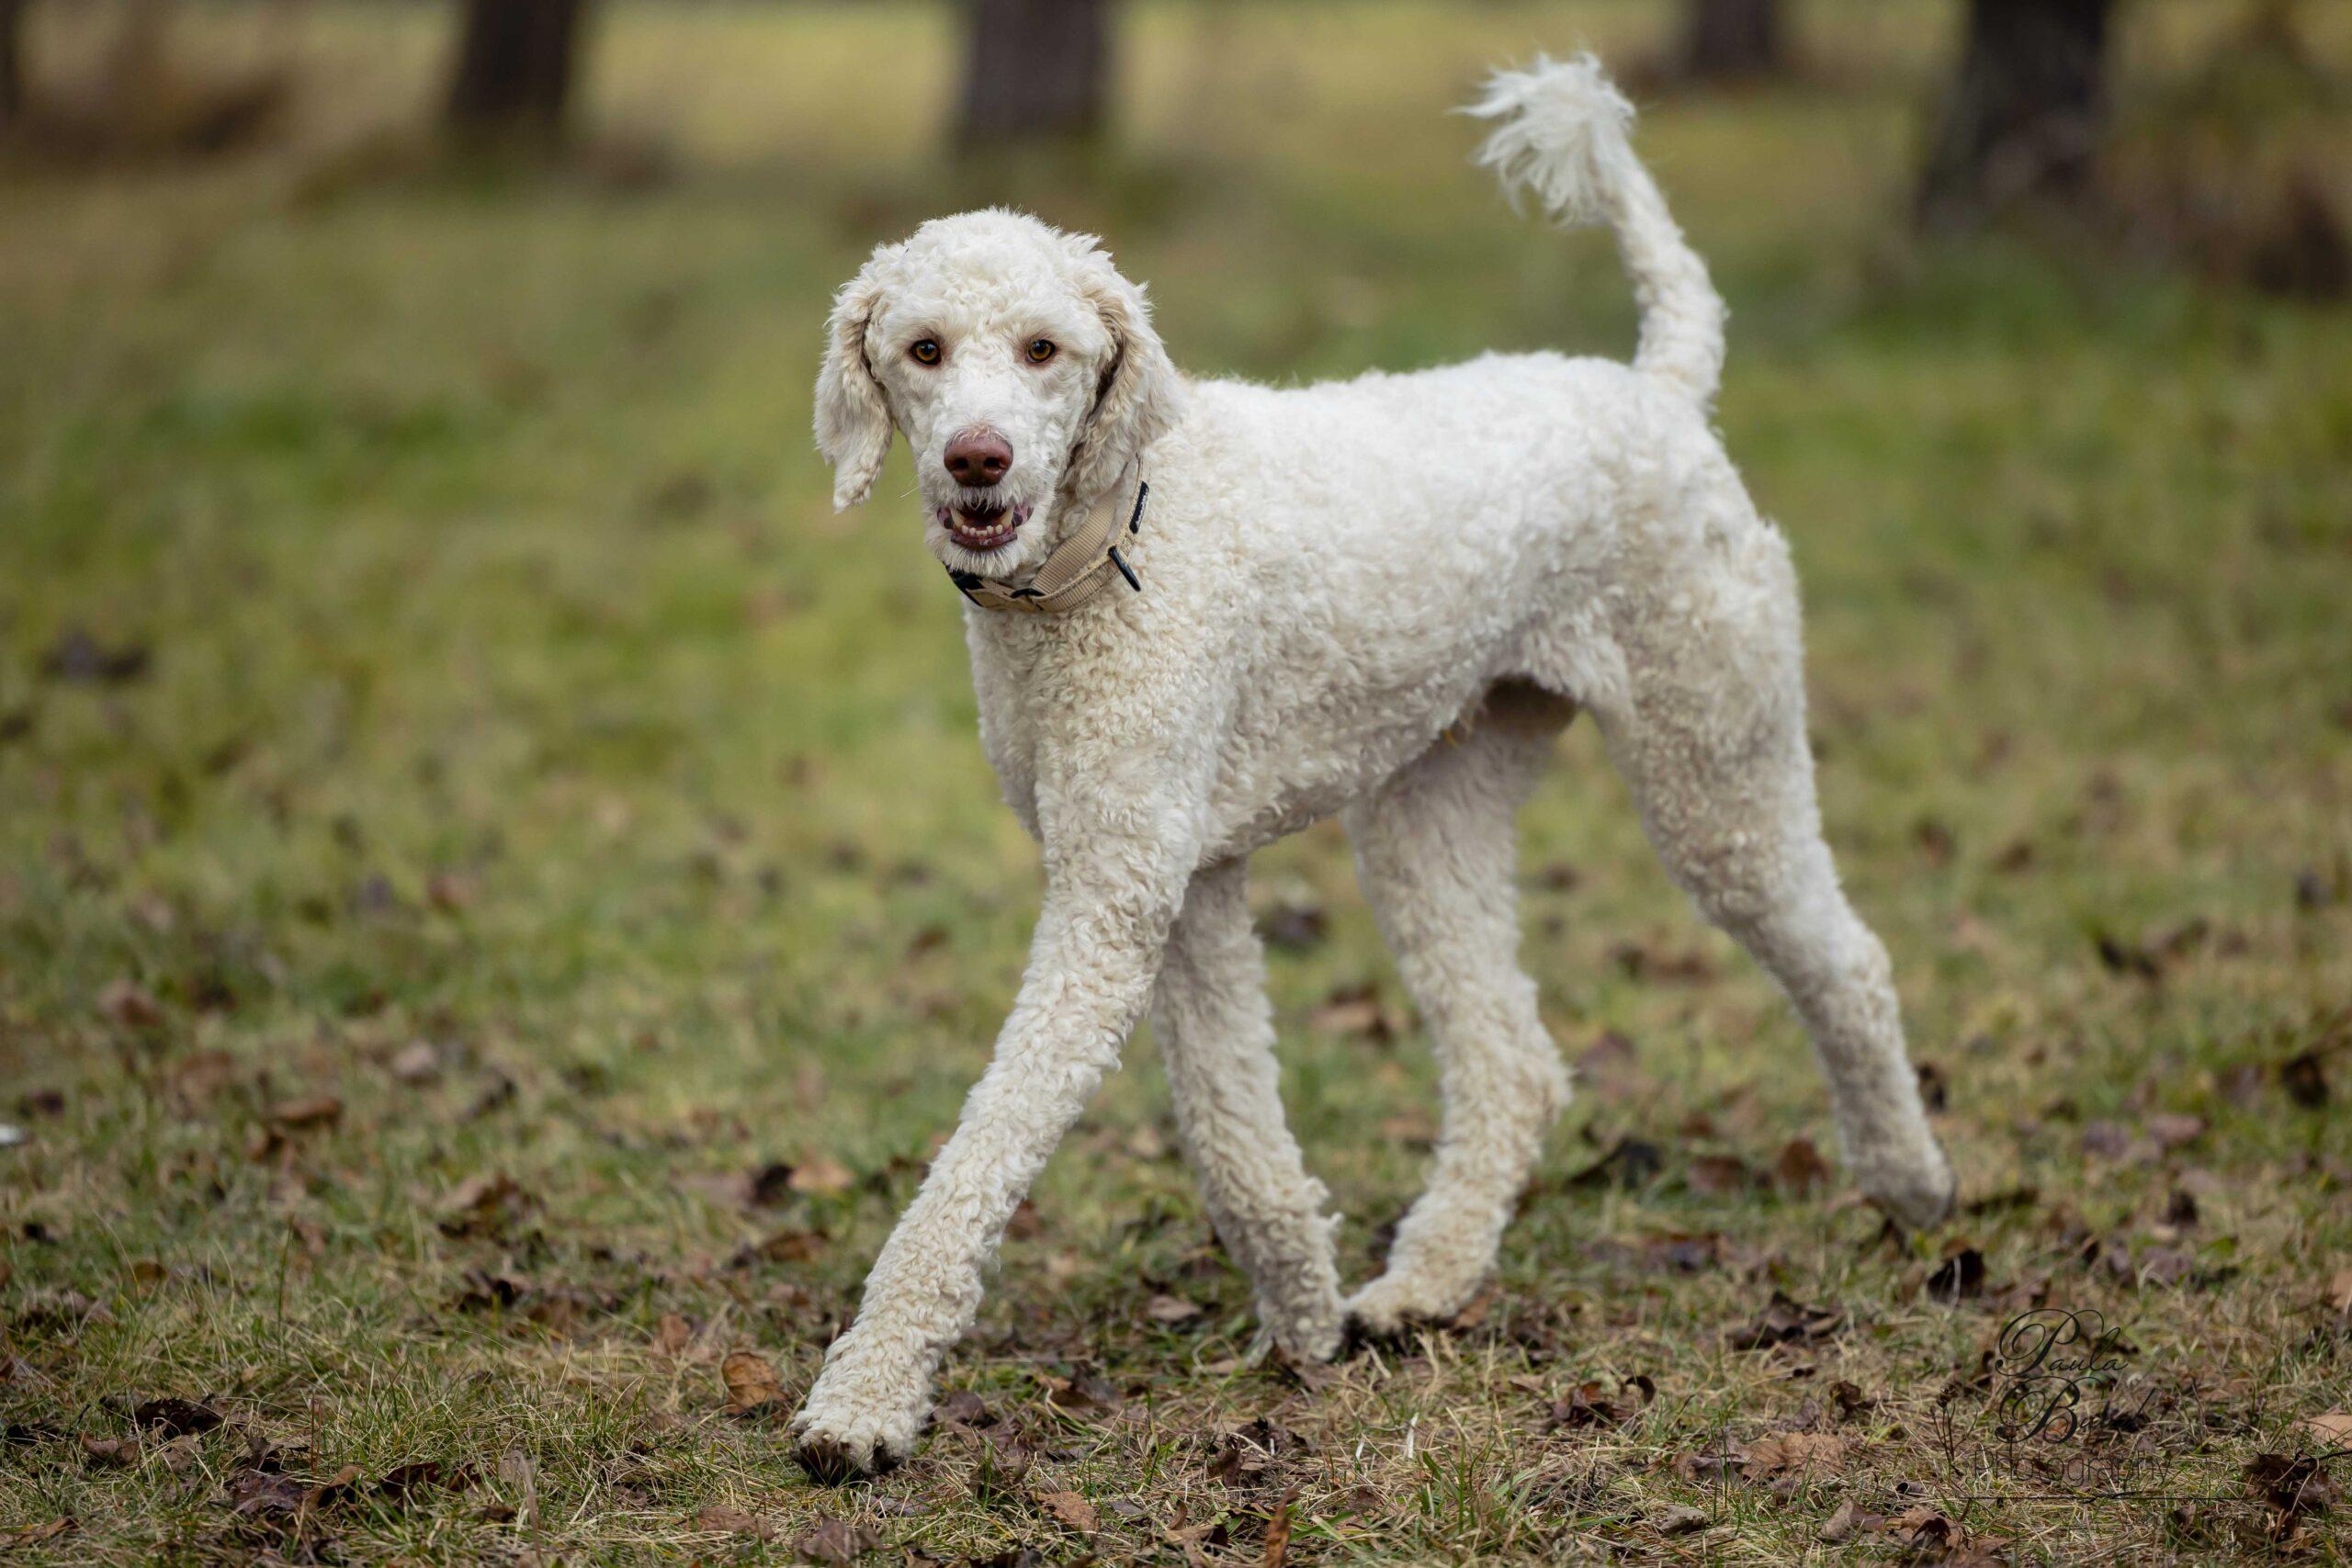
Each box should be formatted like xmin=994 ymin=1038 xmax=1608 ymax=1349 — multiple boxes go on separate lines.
xmin=793 ymin=56 xmax=1953 ymax=1478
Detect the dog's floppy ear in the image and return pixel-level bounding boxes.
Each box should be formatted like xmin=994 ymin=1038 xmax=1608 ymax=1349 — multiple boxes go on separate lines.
xmin=813 ymin=255 xmax=897 ymax=511
xmin=1066 ymin=246 xmax=1182 ymax=502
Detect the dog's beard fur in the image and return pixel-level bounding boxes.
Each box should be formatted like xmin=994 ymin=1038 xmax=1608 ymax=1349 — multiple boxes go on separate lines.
xmin=924 ymin=481 xmax=1063 ymax=578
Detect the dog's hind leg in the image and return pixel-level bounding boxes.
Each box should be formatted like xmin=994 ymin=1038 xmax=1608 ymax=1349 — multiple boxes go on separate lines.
xmin=1154 ymin=860 xmax=1346 ymax=1360
xmin=1589 ymin=526 xmax=1954 ymax=1229
xmin=1340 ymin=693 xmax=1572 ymax=1336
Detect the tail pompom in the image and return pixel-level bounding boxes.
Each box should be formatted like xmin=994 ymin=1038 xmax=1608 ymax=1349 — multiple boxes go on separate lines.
xmin=1464 ymin=52 xmax=1638 ymax=229
xmin=1464 ymin=53 xmax=1725 ymax=408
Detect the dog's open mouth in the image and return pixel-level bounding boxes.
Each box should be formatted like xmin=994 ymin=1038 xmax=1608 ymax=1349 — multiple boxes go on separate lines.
xmin=942 ymin=500 xmax=1031 ymax=553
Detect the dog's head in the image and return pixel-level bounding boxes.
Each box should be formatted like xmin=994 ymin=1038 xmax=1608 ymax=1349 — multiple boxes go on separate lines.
xmin=814 ymin=209 xmax=1182 ymax=579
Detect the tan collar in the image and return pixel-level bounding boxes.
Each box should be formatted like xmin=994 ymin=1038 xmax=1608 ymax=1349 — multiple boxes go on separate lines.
xmin=947 ymin=468 xmax=1148 ymax=615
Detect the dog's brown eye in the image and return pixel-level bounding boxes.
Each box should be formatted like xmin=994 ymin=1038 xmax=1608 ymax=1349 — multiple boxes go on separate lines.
xmin=1025 ymin=339 xmax=1056 ymax=364
xmin=910 ymin=339 xmax=941 ymax=366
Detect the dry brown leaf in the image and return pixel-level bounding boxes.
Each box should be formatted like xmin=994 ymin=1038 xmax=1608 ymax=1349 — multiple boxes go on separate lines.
xmin=696 ymin=1504 xmax=775 ymax=1540
xmin=1379 ymin=1108 xmax=1437 ymax=1145
xmin=79 ymin=1432 xmax=138 ymax=1467
xmin=1883 ymin=1506 xmax=1954 ymax=1547
xmin=170 ymin=1051 xmax=237 ymax=1107
xmin=1146 ymin=1293 xmax=1203 ymax=1324
xmin=1743 ymin=1432 xmax=1846 ymax=1479
xmin=1726 ymin=1291 xmax=1845 ymax=1349
xmin=2145 ymin=1112 xmax=2207 ymax=1151
xmin=2301 ymin=1411 xmax=2352 ymax=1445
xmin=1820 ymin=1500 xmax=1861 ymax=1542
xmin=1926 ymin=1247 xmax=1987 ymax=1303
xmin=1688 ymin=1154 xmax=1756 ymax=1197
xmin=389 ymin=1042 xmax=441 ymax=1084
xmin=268 ymin=1095 xmax=343 ymax=1132
xmin=97 ymin=979 xmax=164 ymax=1031
xmin=132 ymin=1398 xmax=222 ymax=1437
xmin=1655 ymin=1504 xmax=1709 ymax=1536
xmin=438 ymin=1171 xmax=532 ymax=1240
xmin=788 ymin=1155 xmax=855 ymax=1195
xmin=653 ymin=1313 xmax=694 ymax=1355
xmin=795 ymin=1517 xmax=881 ymax=1562
xmin=2329 ymin=1269 xmax=2352 ymax=1314
xmin=1261 ymin=1487 xmax=1299 ymax=1564
xmin=1773 ymin=1137 xmax=1831 ymax=1195
xmin=1039 ymin=1489 xmax=1100 ymax=1534
xmin=720 ymin=1349 xmax=784 ymax=1412
xmin=498 ymin=1446 xmax=538 ymax=1530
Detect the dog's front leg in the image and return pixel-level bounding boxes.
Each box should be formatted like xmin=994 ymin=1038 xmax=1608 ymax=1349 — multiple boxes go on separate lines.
xmin=791 ymin=845 xmax=1190 ymax=1480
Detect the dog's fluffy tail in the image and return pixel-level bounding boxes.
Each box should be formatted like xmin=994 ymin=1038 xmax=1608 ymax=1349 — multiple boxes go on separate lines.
xmin=1465 ymin=54 xmax=1725 ymax=409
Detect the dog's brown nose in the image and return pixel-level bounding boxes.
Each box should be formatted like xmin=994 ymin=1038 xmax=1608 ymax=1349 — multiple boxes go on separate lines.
xmin=944 ymin=429 xmax=1013 ymax=486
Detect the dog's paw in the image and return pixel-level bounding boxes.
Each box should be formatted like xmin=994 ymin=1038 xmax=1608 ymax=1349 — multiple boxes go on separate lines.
xmin=1857 ymin=1145 xmax=1957 ymax=1232
xmin=1261 ymin=1303 xmax=1347 ymax=1366
xmin=790 ymin=1427 xmax=907 ymax=1485
xmin=1338 ymin=1277 xmax=1465 ymax=1356
xmin=789 ymin=1395 xmax=920 ymax=1484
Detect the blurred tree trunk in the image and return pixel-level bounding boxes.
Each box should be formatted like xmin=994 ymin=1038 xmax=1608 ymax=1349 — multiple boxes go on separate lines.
xmin=1917 ymin=0 xmax=2113 ymax=230
xmin=1679 ymin=0 xmax=1783 ymax=81
xmin=447 ymin=0 xmax=586 ymax=141
xmin=956 ymin=0 xmax=1107 ymax=150
xmin=0 ymin=0 xmax=23 ymax=130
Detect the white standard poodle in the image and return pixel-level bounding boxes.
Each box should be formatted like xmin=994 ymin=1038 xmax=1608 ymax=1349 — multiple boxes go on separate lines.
xmin=793 ymin=55 xmax=1954 ymax=1479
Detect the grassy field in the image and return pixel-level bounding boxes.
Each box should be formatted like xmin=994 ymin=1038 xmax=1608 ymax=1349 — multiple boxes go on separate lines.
xmin=4 ymin=1 xmax=2349 ymax=1562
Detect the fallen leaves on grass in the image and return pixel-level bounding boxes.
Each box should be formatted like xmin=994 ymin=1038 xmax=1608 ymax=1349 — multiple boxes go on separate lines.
xmin=2300 ymin=1412 xmax=2352 ymax=1445
xmin=1743 ymin=1432 xmax=1845 ymax=1480
xmin=14 ymin=1290 xmax=115 ymax=1334
xmin=1037 ymin=1364 xmax=1121 ymax=1416
xmin=1830 ymin=1379 xmax=1875 ymax=1420
xmin=266 ymin=1095 xmax=342 ymax=1134
xmin=1566 ymin=1135 xmax=1665 ymax=1190
xmin=80 ymin=1432 xmax=138 ymax=1467
xmin=449 ymin=1270 xmax=605 ymax=1333
xmin=788 ymin=1154 xmax=856 ymax=1196
xmin=2282 ymin=1050 xmax=2331 ymax=1109
xmin=719 ymin=1349 xmax=785 ymax=1414
xmin=1726 ymin=1291 xmax=1846 ymax=1350
xmin=796 ymin=1517 xmax=881 ymax=1562
xmin=730 ymin=1225 xmax=828 ymax=1267
xmin=1547 ymin=1374 xmax=1655 ymax=1431
xmin=2244 ymin=1451 xmax=2338 ymax=1534
xmin=1307 ymin=982 xmax=1404 ymax=1044
xmin=695 ymin=1504 xmax=775 ymax=1540
xmin=1146 ymin=1292 xmax=1203 ymax=1324
xmin=133 ymin=1397 xmax=223 ymax=1438
xmin=96 ymin=978 xmax=164 ymax=1032
xmin=438 ymin=1172 xmax=531 ymax=1238
xmin=1687 ymin=1154 xmax=1756 ymax=1197
xmin=1038 ymin=1489 xmax=1100 ymax=1534
xmin=1925 ymin=1247 xmax=1988 ymax=1303
xmin=1654 ymin=1504 xmax=1710 ymax=1536
xmin=1773 ymin=1137 xmax=1831 ymax=1195
xmin=966 ymin=1426 xmax=1035 ymax=1502
xmin=653 ymin=1312 xmax=695 ymax=1355
xmin=388 ymin=1041 xmax=441 ymax=1084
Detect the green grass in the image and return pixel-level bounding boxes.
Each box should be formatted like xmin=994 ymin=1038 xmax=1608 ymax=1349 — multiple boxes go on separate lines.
xmin=4 ymin=2 xmax=2349 ymax=1562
